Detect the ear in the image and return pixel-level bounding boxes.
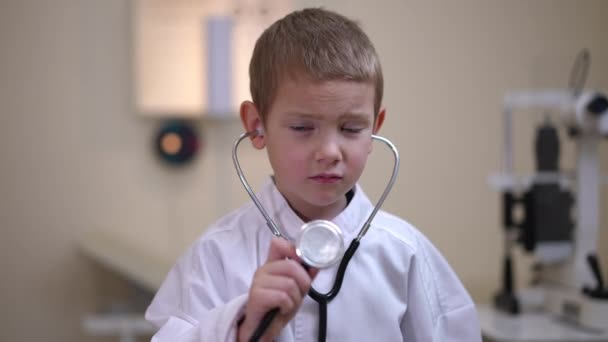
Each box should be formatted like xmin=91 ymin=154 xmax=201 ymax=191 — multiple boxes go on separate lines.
xmin=240 ymin=100 xmax=266 ymax=149
xmin=373 ymin=107 xmax=386 ymax=134
xmin=369 ymin=108 xmax=386 ymax=153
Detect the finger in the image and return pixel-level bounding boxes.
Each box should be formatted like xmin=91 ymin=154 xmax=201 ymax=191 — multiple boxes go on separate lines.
xmin=255 ymin=275 xmax=303 ymax=309
xmin=250 ymin=287 xmax=295 ymax=315
xmin=262 ymin=259 xmax=313 ymax=295
xmin=299 ymin=262 xmax=320 ymax=281
xmin=266 ymin=237 xmax=299 ymax=263
xmin=307 ymin=266 xmax=320 ymax=280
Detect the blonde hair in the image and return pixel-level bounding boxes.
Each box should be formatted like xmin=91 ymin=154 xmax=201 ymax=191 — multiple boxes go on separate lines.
xmin=249 ymin=8 xmax=383 ymax=120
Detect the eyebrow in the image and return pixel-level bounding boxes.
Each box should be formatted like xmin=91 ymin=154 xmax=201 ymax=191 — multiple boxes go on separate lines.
xmin=285 ymin=112 xmax=371 ymax=121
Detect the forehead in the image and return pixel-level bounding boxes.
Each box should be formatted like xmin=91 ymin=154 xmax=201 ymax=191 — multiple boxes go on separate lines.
xmin=268 ymin=76 xmax=376 ymax=120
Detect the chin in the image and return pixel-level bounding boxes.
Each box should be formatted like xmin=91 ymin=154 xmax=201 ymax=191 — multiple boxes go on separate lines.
xmin=307 ymin=192 xmax=345 ymax=207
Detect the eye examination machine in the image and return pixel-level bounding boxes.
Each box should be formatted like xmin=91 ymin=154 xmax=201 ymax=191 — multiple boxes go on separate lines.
xmin=483 ymin=51 xmax=608 ymax=341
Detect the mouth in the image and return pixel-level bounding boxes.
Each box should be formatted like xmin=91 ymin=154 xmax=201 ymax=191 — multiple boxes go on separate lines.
xmin=310 ymin=173 xmax=343 ymax=184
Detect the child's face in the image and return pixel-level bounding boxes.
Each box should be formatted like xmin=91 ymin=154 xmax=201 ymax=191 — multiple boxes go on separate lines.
xmin=259 ymin=77 xmax=383 ymax=220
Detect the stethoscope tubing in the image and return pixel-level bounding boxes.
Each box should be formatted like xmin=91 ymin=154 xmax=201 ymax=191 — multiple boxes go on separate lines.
xmin=355 ymin=134 xmax=400 ymax=241
xmin=232 ymin=131 xmax=284 ymax=239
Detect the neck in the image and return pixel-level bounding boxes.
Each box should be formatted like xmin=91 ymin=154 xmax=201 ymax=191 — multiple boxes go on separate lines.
xmin=284 ymin=193 xmax=348 ymax=222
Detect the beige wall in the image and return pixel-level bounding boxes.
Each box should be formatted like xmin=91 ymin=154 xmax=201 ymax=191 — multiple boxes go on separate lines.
xmin=0 ymin=0 xmax=607 ymax=340
xmin=302 ymin=0 xmax=608 ymax=299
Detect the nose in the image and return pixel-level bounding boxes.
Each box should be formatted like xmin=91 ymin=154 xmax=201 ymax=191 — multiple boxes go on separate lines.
xmin=314 ymin=133 xmax=342 ymax=164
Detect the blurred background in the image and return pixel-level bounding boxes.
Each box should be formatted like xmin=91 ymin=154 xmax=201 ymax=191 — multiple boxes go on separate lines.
xmin=0 ymin=0 xmax=607 ymax=341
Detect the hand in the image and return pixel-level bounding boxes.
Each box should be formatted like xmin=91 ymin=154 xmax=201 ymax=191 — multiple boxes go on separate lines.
xmin=238 ymin=238 xmax=318 ymax=342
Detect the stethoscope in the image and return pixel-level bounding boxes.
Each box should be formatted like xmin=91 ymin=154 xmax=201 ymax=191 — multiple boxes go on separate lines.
xmin=232 ymin=130 xmax=400 ymax=342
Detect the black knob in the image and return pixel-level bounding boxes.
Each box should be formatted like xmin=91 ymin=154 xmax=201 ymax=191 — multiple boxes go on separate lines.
xmin=582 ymin=253 xmax=608 ymax=299
xmin=587 ymin=254 xmax=604 ymax=289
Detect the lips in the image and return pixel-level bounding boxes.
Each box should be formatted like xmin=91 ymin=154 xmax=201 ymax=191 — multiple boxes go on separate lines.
xmin=310 ymin=173 xmax=343 ymax=183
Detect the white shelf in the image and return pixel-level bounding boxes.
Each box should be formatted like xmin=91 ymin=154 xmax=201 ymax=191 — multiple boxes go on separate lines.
xmin=83 ymin=313 xmax=156 ymax=342
xmin=78 ymin=230 xmax=173 ymax=292
xmin=478 ymin=304 xmax=608 ymax=342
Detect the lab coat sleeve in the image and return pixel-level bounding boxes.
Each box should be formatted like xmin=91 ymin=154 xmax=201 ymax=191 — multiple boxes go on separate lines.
xmin=149 ymin=294 xmax=247 ymax=342
xmin=400 ymin=231 xmax=482 ymax=342
xmin=433 ymin=303 xmax=481 ymax=341
xmin=145 ymin=239 xmax=249 ymax=342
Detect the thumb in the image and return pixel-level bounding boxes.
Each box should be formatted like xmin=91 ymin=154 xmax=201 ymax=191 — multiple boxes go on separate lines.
xmin=266 ymin=237 xmax=298 ymax=262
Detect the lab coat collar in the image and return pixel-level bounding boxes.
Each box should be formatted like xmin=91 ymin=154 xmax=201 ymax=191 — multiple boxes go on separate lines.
xmin=257 ymin=177 xmax=374 ymax=241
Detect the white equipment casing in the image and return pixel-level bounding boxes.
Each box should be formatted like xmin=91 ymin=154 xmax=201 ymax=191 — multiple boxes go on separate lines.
xmin=497 ymin=89 xmax=608 ymax=331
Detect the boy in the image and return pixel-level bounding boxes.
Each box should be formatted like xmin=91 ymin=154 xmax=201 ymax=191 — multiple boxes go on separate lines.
xmin=146 ymin=8 xmax=481 ymax=342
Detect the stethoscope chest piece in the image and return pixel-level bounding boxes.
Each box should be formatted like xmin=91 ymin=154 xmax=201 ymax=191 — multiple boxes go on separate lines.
xmin=296 ymin=220 xmax=345 ymax=269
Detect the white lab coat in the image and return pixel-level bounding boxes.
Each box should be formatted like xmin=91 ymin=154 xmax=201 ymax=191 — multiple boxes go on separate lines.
xmin=146 ymin=179 xmax=481 ymax=341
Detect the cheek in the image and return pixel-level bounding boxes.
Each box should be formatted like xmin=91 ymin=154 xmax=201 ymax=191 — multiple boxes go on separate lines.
xmin=348 ymin=142 xmax=372 ymax=171
xmin=353 ymin=154 xmax=369 ymax=170
xmin=268 ymin=144 xmax=306 ymax=173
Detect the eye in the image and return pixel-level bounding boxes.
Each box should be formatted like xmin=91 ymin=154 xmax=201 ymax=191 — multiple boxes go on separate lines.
xmin=341 ymin=126 xmax=364 ymax=133
xmin=290 ymin=125 xmax=314 ymax=132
